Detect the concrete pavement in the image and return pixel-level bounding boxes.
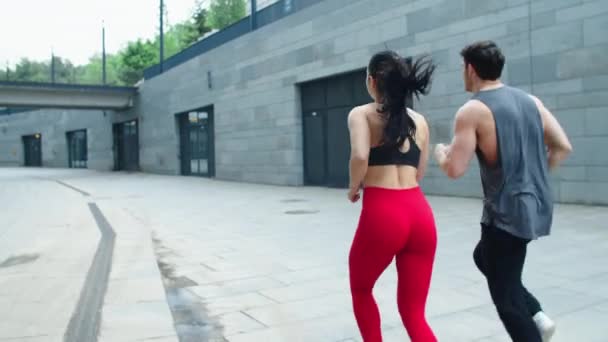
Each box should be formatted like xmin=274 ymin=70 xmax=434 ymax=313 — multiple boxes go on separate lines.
xmin=0 ymin=168 xmax=607 ymax=341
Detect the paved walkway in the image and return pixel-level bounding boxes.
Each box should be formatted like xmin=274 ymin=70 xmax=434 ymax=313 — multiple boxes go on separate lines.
xmin=1 ymin=168 xmax=607 ymax=341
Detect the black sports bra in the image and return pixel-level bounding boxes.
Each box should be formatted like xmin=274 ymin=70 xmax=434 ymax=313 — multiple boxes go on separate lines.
xmin=368 ymin=135 xmax=421 ymax=167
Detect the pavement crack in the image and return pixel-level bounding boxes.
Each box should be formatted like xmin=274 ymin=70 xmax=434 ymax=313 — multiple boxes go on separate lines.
xmin=55 ymin=180 xmax=91 ymax=197
xmin=239 ymin=310 xmax=269 ymax=328
xmin=255 ymin=291 xmax=281 ymax=304
xmin=200 ymin=262 xmax=217 ymax=272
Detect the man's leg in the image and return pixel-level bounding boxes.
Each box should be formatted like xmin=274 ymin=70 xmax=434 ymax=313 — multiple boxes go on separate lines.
xmin=481 ymin=226 xmax=543 ymax=342
xmin=522 ymin=251 xmax=556 ymax=342
xmin=524 ymin=288 xmax=543 ymax=316
xmin=475 ymin=227 xmax=543 ymax=316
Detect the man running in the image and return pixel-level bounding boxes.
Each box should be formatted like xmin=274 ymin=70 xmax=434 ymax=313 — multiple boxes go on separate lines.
xmin=434 ymin=40 xmax=572 ymax=342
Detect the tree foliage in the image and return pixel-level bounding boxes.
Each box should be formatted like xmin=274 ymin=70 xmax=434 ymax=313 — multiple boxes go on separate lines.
xmin=207 ymin=0 xmax=247 ymax=30
xmin=119 ymin=39 xmax=158 ymax=85
xmin=4 ymin=1 xmax=220 ymax=85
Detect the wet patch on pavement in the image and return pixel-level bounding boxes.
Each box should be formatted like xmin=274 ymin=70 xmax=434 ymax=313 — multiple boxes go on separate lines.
xmin=153 ymin=234 xmax=227 ymax=342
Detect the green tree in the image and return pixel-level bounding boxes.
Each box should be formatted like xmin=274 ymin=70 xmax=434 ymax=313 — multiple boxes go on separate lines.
xmin=152 ymin=6 xmax=214 ymax=61
xmin=10 ymin=57 xmax=83 ymax=84
xmin=7 ymin=0 xmax=217 ymax=86
xmin=159 ymin=26 xmax=186 ymax=58
xmin=163 ymin=3 xmax=213 ymax=51
xmin=52 ymin=57 xmax=77 ymax=83
xmin=75 ymin=54 xmax=121 ymax=85
xmin=207 ymin=0 xmax=247 ymax=30
xmin=77 ymin=55 xmax=103 ymax=84
xmin=172 ymin=22 xmax=198 ymax=50
xmin=106 ymin=54 xmax=123 ymax=85
xmin=3 ymin=64 xmax=12 ymax=81
xmin=118 ymin=39 xmax=158 ymax=85
xmin=192 ymin=2 xmax=213 ymax=38
xmin=13 ymin=58 xmax=50 ymax=82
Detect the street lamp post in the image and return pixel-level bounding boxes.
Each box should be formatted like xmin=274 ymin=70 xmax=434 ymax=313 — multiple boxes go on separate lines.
xmin=251 ymin=0 xmax=257 ymax=30
xmin=51 ymin=49 xmax=56 ymax=83
xmin=102 ymin=21 xmax=107 ymax=85
xmin=159 ymin=0 xmax=164 ymax=73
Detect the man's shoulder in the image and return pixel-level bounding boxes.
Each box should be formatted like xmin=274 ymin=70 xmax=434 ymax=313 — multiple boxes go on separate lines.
xmin=457 ymin=99 xmax=492 ymax=122
xmin=499 ymin=85 xmax=541 ymax=107
xmin=463 ymin=98 xmax=490 ymax=111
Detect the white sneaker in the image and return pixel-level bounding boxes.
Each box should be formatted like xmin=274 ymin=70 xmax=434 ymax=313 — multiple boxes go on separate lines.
xmin=533 ymin=311 xmax=556 ymax=342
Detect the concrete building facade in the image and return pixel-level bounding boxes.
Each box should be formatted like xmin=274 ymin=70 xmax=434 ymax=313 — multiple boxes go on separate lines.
xmin=1 ymin=0 xmax=607 ymax=204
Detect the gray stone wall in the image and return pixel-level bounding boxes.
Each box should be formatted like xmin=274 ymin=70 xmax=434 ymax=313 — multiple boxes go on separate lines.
xmin=1 ymin=0 xmax=606 ymax=204
xmin=416 ymin=0 xmax=608 ymax=204
xmin=0 ymin=109 xmax=115 ymax=170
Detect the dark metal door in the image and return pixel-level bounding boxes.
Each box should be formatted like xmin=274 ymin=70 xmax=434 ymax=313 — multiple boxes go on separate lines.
xmin=301 ymin=69 xmax=368 ymax=188
xmin=326 ymin=107 xmax=351 ymax=188
xmin=325 ymin=73 xmax=356 ymax=188
xmin=23 ymin=134 xmax=42 ymax=167
xmin=113 ymin=123 xmax=122 ymax=170
xmin=178 ymin=107 xmax=215 ymax=177
xmin=303 ymin=109 xmax=326 ymax=185
xmin=113 ymin=120 xmax=139 ymax=171
xmin=123 ymin=121 xmax=139 ymax=171
xmin=67 ymin=130 xmax=87 ymax=168
xmin=178 ymin=114 xmax=192 ymax=175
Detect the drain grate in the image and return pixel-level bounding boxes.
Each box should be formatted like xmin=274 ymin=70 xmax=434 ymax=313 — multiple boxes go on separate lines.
xmin=284 ymin=209 xmax=319 ymax=215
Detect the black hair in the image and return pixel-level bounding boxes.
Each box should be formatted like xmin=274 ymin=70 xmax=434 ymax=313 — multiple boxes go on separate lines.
xmin=368 ymin=51 xmax=435 ymax=146
xmin=460 ymin=40 xmax=505 ymax=80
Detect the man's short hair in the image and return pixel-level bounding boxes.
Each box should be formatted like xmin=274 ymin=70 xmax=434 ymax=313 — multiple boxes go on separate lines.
xmin=460 ymin=40 xmax=505 ymax=81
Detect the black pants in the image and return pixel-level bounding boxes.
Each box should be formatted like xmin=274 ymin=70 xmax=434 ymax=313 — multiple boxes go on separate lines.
xmin=474 ymin=224 xmax=543 ymax=342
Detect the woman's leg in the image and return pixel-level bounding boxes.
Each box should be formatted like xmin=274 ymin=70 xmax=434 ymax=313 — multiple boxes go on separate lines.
xmin=396 ymin=196 xmax=437 ymax=342
xmin=349 ymin=218 xmax=396 ymax=342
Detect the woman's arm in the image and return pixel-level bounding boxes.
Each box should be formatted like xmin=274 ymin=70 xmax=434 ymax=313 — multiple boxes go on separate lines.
xmin=412 ymin=111 xmax=430 ymax=183
xmin=348 ymin=107 xmax=370 ymax=196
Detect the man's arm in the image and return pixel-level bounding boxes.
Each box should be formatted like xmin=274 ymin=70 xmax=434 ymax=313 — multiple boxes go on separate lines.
xmin=530 ymin=95 xmax=572 ymax=170
xmin=348 ymin=107 xmax=370 ymax=191
xmin=434 ymin=102 xmax=479 ymax=179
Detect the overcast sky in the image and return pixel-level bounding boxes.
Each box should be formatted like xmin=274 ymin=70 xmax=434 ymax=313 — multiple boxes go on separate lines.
xmin=0 ymin=0 xmax=207 ymax=67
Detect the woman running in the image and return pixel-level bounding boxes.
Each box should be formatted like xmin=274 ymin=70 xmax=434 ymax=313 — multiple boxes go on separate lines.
xmin=347 ymin=51 xmax=437 ymax=342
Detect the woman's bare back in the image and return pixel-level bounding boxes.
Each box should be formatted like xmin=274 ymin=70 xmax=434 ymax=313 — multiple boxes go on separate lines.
xmin=362 ymin=103 xmax=430 ymax=189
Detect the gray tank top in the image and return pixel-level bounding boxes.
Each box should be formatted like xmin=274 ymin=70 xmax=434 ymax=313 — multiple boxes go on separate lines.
xmin=472 ymin=86 xmax=553 ymax=240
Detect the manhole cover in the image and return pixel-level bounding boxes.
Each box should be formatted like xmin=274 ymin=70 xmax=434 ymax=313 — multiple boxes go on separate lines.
xmin=281 ymin=198 xmax=306 ymax=203
xmin=281 ymin=198 xmax=308 ymax=203
xmin=284 ymin=209 xmax=319 ymax=215
xmin=0 ymin=254 xmax=40 ymax=268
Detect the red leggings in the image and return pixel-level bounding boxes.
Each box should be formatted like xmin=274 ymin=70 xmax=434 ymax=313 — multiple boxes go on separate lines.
xmin=349 ymin=186 xmax=437 ymax=342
